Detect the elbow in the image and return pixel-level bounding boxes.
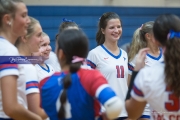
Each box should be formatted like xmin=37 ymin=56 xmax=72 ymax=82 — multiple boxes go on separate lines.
xmin=3 ymin=104 xmax=18 ymax=117
xmin=104 ymin=97 xmax=123 ymax=119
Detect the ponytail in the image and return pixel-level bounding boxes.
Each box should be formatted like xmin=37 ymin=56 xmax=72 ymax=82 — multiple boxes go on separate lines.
xmin=165 ymin=37 xmax=180 ymax=97
xmin=128 ymin=21 xmax=154 ymax=62
xmin=96 ymin=27 xmax=105 ymax=46
xmin=58 ymin=62 xmax=82 ymax=119
xmin=128 ymin=28 xmax=147 ymax=62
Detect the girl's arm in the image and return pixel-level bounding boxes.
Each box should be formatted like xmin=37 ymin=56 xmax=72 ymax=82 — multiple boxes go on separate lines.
xmin=1 ymin=75 xmax=42 ymax=120
xmin=27 ymin=93 xmax=48 ymax=119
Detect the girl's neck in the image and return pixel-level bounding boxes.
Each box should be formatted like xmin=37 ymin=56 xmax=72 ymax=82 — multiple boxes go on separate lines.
xmin=0 ymin=31 xmax=17 ymax=45
xmin=147 ymin=43 xmax=160 ymax=57
xmin=103 ymin=40 xmax=119 ymax=55
xmin=39 ymin=63 xmax=46 ymax=67
xmin=61 ymin=64 xmax=70 ymax=72
xmin=18 ymin=44 xmax=32 ymax=56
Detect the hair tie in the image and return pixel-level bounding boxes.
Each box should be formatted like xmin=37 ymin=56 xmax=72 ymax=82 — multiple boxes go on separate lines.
xmin=167 ymin=30 xmax=180 ymax=39
xmin=72 ymin=56 xmax=84 ymax=63
xmin=139 ymin=24 xmax=143 ymax=30
xmin=62 ymin=18 xmax=74 ymax=22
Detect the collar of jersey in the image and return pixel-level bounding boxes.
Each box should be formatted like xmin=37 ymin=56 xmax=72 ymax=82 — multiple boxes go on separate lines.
xmin=146 ymin=48 xmax=162 ymax=60
xmin=0 ymin=36 xmax=5 ymax=40
xmin=38 ymin=63 xmax=50 ymax=73
xmin=101 ymin=44 xmax=122 ymax=59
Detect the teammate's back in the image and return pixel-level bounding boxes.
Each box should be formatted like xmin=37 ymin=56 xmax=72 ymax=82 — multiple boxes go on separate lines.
xmin=40 ymin=29 xmax=123 ymax=120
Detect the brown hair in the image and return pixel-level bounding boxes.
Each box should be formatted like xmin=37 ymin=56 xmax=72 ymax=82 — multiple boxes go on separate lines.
xmin=56 ymin=29 xmax=89 ymax=119
xmin=153 ymin=14 xmax=180 ymax=96
xmin=96 ymin=12 xmax=121 ymax=46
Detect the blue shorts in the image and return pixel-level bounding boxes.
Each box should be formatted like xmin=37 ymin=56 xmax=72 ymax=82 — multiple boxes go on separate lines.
xmin=140 ymin=115 xmax=150 ymax=119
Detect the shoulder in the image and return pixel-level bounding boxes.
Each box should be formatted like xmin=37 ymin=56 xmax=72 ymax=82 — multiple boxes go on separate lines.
xmin=78 ymin=68 xmax=103 ymax=76
xmin=78 ymin=68 xmax=107 ymax=85
xmin=137 ymin=62 xmax=164 ymax=83
xmin=120 ymin=48 xmax=127 ymax=57
xmin=77 ymin=68 xmax=108 ymax=96
xmin=24 ymin=64 xmax=36 ymax=71
xmin=39 ymin=72 xmax=64 ymax=90
xmin=89 ymin=46 xmax=103 ymax=55
xmin=0 ymin=39 xmax=19 ymax=56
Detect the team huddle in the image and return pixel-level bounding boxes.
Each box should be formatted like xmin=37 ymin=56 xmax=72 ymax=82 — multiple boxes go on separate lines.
xmin=0 ymin=0 xmax=180 ymax=120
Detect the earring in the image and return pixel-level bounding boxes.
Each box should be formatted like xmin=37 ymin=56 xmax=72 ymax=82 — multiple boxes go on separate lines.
xmin=7 ymin=21 xmax=11 ymax=26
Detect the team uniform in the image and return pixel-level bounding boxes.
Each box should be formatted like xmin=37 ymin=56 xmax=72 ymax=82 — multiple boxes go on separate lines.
xmin=45 ymin=51 xmax=61 ymax=72
xmin=25 ymin=64 xmax=39 ymax=95
xmin=87 ymin=45 xmax=128 ymax=118
xmin=128 ymin=48 xmax=164 ymax=118
xmin=131 ymin=62 xmax=180 ymax=120
xmin=40 ymin=68 xmax=121 ymax=120
xmin=128 ymin=48 xmax=164 ymax=75
xmin=0 ymin=37 xmax=27 ymax=119
xmin=35 ymin=64 xmax=55 ymax=82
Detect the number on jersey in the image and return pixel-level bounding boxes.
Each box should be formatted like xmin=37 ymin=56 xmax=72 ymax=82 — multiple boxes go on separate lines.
xmin=116 ymin=65 xmax=124 ymax=78
xmin=165 ymin=86 xmax=179 ymax=111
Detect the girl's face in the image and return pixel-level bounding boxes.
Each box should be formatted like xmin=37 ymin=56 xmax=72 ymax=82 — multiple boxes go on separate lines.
xmin=11 ymin=2 xmax=30 ymax=37
xmin=102 ymin=18 xmax=122 ymax=43
xmin=40 ymin=35 xmax=52 ymax=60
xmin=27 ymin=23 xmax=43 ymax=53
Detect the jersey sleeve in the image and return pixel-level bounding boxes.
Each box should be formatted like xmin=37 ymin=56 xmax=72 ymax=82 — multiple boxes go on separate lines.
xmin=130 ymin=69 xmax=146 ymax=102
xmin=25 ymin=65 xmax=39 ymax=94
xmin=79 ymin=70 xmax=117 ymax=105
xmin=86 ymin=50 xmax=98 ymax=69
xmin=0 ymin=47 xmax=19 ymax=78
xmin=128 ymin=55 xmax=137 ymax=75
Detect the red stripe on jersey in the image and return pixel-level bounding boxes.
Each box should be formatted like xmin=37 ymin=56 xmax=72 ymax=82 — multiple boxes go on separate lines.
xmin=0 ymin=64 xmax=18 ymax=70
xmin=26 ymin=82 xmax=39 ymax=89
xmin=86 ymin=60 xmax=96 ymax=69
xmin=39 ymin=77 xmax=50 ymax=89
xmin=133 ymin=85 xmax=144 ymax=97
xmin=128 ymin=63 xmax=134 ymax=71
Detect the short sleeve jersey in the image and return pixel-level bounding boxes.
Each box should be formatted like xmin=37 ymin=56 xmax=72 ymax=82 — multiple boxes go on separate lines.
xmin=131 ymin=62 xmax=180 ymax=120
xmin=0 ymin=37 xmax=27 ymax=118
xmin=87 ymin=45 xmax=128 ymax=117
xmin=40 ymin=68 xmax=118 ymax=120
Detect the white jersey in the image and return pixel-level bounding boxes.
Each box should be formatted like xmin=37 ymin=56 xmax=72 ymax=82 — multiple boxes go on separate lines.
xmin=0 ymin=37 xmax=27 ymax=118
xmin=25 ymin=64 xmax=39 ymax=95
xmin=87 ymin=45 xmax=128 ymax=117
xmin=131 ymin=62 xmax=180 ymax=120
xmin=128 ymin=49 xmax=164 ymax=75
xmin=35 ymin=64 xmax=55 ymax=82
xmin=45 ymin=51 xmax=61 ymax=72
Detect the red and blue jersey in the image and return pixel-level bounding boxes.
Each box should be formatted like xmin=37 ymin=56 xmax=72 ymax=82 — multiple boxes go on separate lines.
xmin=40 ymin=68 xmax=117 ymax=120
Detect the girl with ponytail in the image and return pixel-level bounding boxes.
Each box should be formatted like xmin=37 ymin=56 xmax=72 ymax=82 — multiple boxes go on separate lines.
xmin=40 ymin=29 xmax=123 ymax=120
xmin=126 ymin=14 xmax=180 ymax=120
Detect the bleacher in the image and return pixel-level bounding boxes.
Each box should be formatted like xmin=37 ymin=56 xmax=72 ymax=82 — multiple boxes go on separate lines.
xmin=28 ymin=6 xmax=180 ymax=51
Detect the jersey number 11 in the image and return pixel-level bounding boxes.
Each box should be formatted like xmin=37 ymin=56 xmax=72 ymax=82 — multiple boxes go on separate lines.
xmin=116 ymin=65 xmax=124 ymax=78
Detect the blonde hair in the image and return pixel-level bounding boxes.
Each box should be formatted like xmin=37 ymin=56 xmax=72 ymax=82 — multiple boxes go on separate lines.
xmin=128 ymin=21 xmax=154 ymax=62
xmin=42 ymin=32 xmax=48 ymax=37
xmin=25 ymin=16 xmax=40 ymax=39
